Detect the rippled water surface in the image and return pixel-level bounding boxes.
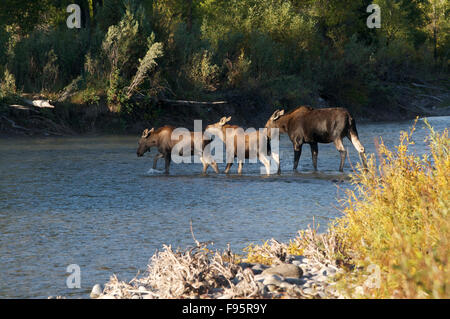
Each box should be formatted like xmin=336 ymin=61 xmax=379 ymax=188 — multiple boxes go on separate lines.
xmin=0 ymin=116 xmax=448 ymax=298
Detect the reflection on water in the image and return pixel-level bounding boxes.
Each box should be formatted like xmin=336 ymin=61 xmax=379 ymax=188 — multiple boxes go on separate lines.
xmin=0 ymin=116 xmax=448 ymax=298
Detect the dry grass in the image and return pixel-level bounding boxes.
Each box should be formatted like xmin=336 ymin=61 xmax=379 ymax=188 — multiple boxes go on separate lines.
xmin=101 ymin=239 xmax=268 ymax=299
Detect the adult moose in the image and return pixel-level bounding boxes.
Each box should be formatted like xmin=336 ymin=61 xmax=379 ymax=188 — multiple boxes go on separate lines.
xmin=137 ymin=126 xmax=219 ymax=174
xmin=205 ymin=116 xmax=272 ymax=174
xmin=265 ymin=106 xmax=367 ymax=172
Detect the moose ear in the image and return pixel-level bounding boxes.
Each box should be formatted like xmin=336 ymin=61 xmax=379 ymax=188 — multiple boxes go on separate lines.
xmin=272 ymin=109 xmax=285 ymax=121
xmin=142 ymin=128 xmax=153 ymax=138
xmin=270 ymin=109 xmax=279 ymax=120
xmin=219 ymin=116 xmax=231 ymax=125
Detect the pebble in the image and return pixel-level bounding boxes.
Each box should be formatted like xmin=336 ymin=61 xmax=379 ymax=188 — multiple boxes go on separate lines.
xmin=90 ymin=284 xmax=103 ymax=299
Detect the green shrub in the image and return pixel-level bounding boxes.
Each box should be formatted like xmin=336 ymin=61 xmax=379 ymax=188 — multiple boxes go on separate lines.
xmin=333 ymin=121 xmax=449 ymax=298
xmin=185 ymin=49 xmax=219 ymax=92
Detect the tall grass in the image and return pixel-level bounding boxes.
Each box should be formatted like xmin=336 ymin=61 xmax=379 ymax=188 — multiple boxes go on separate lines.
xmin=333 ymin=119 xmax=449 ymax=298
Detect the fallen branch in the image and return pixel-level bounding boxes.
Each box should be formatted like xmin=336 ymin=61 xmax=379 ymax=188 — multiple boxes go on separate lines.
xmin=159 ymin=99 xmax=228 ymax=106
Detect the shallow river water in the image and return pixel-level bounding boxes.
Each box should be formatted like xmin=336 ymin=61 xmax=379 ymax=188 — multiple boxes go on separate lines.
xmin=0 ymin=116 xmax=448 ymax=298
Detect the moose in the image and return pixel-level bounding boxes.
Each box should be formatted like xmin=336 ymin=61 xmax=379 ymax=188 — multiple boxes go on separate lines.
xmin=205 ymin=116 xmax=272 ymax=174
xmin=265 ymin=106 xmax=367 ymax=172
xmin=136 ymin=126 xmax=219 ymax=174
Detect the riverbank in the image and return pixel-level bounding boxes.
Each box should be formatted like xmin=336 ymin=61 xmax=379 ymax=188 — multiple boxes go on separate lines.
xmin=89 ymin=123 xmax=449 ymax=299
xmin=1 ymin=80 xmax=449 ymax=138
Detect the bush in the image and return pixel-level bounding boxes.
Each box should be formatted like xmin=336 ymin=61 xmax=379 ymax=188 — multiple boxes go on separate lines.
xmin=332 ymin=120 xmax=449 ymax=298
xmin=0 ymin=68 xmax=16 ymax=96
xmin=185 ymin=49 xmax=219 ymax=92
xmin=10 ymin=27 xmax=90 ymax=92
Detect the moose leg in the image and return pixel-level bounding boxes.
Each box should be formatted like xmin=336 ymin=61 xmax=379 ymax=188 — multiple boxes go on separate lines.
xmin=211 ymin=161 xmax=219 ymax=174
xmin=293 ymin=143 xmax=303 ymax=171
xmin=334 ymin=138 xmax=346 ymax=172
xmin=164 ymin=154 xmax=171 ymax=174
xmin=153 ymin=153 xmax=164 ymax=169
xmin=310 ymin=142 xmax=318 ymax=171
xmin=237 ymin=160 xmax=244 ymax=174
xmin=259 ymin=153 xmax=271 ymax=175
xmin=199 ymin=156 xmax=209 ymax=174
xmin=224 ymin=163 xmax=233 ymax=174
xmin=348 ymin=133 xmax=368 ymax=170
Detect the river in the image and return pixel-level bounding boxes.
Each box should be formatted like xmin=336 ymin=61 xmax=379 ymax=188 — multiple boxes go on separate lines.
xmin=0 ymin=116 xmax=448 ymax=298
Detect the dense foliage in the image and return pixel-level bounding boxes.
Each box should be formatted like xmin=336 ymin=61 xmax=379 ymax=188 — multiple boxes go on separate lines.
xmin=0 ymin=0 xmax=448 ymax=114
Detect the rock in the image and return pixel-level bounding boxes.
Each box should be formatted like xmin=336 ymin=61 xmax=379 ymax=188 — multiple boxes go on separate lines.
xmin=143 ymin=294 xmax=154 ymax=299
xmin=263 ymin=274 xmax=284 ymax=286
xmin=253 ymin=274 xmax=266 ymax=282
xmin=262 ymin=264 xmax=303 ymax=279
xmin=327 ymin=266 xmax=338 ymax=275
xmin=131 ymin=295 xmax=140 ymax=299
xmin=97 ymin=295 xmax=115 ymax=299
xmin=90 ymin=284 xmax=103 ymax=299
xmin=303 ymin=287 xmax=315 ymax=295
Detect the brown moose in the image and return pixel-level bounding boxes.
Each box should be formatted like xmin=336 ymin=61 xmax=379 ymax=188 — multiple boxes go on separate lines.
xmin=265 ymin=106 xmax=367 ymax=172
xmin=205 ymin=116 xmax=272 ymax=174
xmin=137 ymin=126 xmax=219 ymax=174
